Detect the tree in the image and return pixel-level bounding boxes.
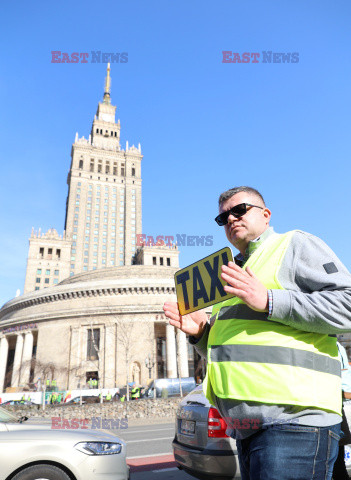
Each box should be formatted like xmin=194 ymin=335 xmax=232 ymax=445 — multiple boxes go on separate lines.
xmin=106 ymin=305 xmax=155 ymax=401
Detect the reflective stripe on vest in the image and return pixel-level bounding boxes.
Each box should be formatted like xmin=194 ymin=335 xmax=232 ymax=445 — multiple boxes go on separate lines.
xmin=204 ymin=231 xmax=342 ymax=415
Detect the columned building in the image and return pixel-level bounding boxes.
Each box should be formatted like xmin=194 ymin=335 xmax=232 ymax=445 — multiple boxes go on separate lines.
xmin=0 ymin=64 xmax=206 ymax=394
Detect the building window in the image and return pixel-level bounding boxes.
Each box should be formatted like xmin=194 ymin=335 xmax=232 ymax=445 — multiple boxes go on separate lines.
xmin=160 ymin=257 xmax=164 ymax=266
xmin=79 ymin=159 xmax=83 ymax=169
xmin=35 ymin=287 xmax=40 ymax=291
xmin=87 ymin=329 xmax=100 ymax=360
xmin=45 ymin=278 xmax=49 ymax=284
xmin=39 ymin=247 xmax=44 ymax=257
xmin=121 ymin=166 xmax=125 ymax=176
xmin=36 ymin=278 xmax=41 ymax=283
xmin=132 ymin=168 xmax=135 ymax=176
xmin=167 ymin=258 xmax=171 ymax=266
xmin=90 ymin=161 xmax=94 ymax=172
xmin=153 ymin=257 xmax=157 ymax=265
xmin=54 ymin=270 xmax=59 ymax=276
xmin=98 ymin=161 xmax=102 ymax=173
xmin=106 ymin=163 xmax=110 ymax=174
xmin=45 ymin=269 xmax=50 ymax=275
xmin=36 ymin=268 xmax=42 ymax=275
xmin=53 ymin=279 xmax=58 ymax=284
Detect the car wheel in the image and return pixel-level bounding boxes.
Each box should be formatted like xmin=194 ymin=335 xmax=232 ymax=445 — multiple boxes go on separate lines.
xmin=12 ymin=464 xmax=71 ymax=480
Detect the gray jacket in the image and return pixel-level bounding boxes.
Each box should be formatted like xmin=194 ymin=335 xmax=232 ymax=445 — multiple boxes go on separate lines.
xmin=191 ymin=227 xmax=351 ymax=439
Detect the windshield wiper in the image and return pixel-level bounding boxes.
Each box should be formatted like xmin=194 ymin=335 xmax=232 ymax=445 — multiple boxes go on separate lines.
xmin=18 ymin=416 xmax=29 ymax=423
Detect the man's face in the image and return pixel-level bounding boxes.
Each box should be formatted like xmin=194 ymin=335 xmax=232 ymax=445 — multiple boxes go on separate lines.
xmin=219 ymin=192 xmax=271 ymax=253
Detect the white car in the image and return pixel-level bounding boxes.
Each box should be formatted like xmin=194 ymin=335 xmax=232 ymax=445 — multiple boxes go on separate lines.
xmin=0 ymin=407 xmax=129 ymax=480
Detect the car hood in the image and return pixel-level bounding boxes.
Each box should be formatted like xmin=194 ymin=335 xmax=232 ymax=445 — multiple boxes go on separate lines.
xmin=4 ymin=422 xmax=125 ymax=445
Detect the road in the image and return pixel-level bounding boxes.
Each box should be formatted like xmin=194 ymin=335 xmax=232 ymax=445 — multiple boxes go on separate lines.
xmin=104 ymin=421 xmax=189 ymax=476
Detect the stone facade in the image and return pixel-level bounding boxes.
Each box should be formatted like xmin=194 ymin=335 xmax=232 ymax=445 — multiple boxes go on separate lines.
xmin=24 ymin=229 xmax=71 ymax=294
xmin=0 ymin=266 xmax=195 ymax=392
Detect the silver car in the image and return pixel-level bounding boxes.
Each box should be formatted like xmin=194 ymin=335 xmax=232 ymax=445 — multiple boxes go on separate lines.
xmin=172 ymin=385 xmax=240 ymax=479
xmin=0 ymin=407 xmax=129 ymax=480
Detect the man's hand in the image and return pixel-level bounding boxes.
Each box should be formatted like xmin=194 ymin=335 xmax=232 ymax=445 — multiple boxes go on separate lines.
xmin=221 ymin=262 xmax=269 ymax=312
xmin=163 ymin=302 xmax=208 ymax=338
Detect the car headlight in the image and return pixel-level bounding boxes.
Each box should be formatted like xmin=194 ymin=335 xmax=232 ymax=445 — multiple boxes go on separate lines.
xmin=75 ymin=442 xmax=122 ymax=455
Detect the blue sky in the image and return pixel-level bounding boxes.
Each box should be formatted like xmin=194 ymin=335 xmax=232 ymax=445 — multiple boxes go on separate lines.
xmin=0 ymin=0 xmax=351 ymax=307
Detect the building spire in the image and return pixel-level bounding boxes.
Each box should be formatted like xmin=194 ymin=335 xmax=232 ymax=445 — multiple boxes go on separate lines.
xmin=103 ymin=63 xmax=111 ymax=104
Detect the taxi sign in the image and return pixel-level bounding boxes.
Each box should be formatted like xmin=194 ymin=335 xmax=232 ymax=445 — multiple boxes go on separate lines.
xmin=174 ymin=247 xmax=234 ymax=316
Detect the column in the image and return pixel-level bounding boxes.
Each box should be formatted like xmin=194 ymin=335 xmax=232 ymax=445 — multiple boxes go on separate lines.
xmin=20 ymin=331 xmax=34 ymax=387
xmin=0 ymin=336 xmax=9 ymax=393
xmin=176 ymin=330 xmax=189 ymax=378
xmin=11 ymin=333 xmax=24 ymax=387
xmin=166 ymin=324 xmax=177 ymax=378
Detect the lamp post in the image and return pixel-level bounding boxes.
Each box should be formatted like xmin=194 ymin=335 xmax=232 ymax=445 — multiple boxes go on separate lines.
xmin=145 ymin=354 xmax=155 ymax=379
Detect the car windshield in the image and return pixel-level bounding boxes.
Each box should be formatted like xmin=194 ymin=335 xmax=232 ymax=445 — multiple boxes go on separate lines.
xmin=0 ymin=406 xmax=22 ymax=423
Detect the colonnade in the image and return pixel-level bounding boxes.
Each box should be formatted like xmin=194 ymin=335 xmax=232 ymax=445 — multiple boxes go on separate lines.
xmin=165 ymin=324 xmax=189 ymax=378
xmin=0 ymin=331 xmax=34 ymax=393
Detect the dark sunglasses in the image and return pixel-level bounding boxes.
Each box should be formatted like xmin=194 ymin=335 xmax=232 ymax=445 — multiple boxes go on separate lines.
xmin=215 ymin=203 xmax=264 ymax=226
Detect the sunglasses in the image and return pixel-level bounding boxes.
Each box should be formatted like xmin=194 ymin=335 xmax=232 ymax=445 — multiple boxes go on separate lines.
xmin=215 ymin=203 xmax=264 ymax=226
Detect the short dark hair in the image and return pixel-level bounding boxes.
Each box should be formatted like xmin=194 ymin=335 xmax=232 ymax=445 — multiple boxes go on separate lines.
xmin=218 ymin=186 xmax=265 ymax=207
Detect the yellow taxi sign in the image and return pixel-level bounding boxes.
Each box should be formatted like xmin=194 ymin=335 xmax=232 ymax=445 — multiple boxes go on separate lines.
xmin=174 ymin=247 xmax=234 ymax=316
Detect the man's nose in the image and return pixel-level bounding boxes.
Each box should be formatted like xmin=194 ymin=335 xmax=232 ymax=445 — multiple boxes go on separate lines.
xmin=227 ymin=212 xmax=237 ymax=224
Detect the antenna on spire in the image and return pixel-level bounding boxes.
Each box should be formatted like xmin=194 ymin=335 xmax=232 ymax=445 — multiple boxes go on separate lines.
xmin=103 ymin=63 xmax=111 ymax=104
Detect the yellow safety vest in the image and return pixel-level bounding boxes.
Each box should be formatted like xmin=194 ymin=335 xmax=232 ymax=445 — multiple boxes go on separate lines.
xmin=204 ymin=231 xmax=342 ymax=415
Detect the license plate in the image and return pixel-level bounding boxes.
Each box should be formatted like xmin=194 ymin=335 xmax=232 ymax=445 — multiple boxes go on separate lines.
xmin=180 ymin=419 xmax=195 ymax=435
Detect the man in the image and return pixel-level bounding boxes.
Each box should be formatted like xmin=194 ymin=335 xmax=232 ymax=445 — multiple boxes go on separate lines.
xmin=164 ymin=186 xmax=351 ymax=480
xmin=131 ymin=386 xmax=140 ymax=400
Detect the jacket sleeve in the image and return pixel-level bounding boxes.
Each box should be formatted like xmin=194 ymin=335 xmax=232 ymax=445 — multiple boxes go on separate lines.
xmin=189 ymin=323 xmax=210 ymax=359
xmin=270 ymin=231 xmax=351 ymax=333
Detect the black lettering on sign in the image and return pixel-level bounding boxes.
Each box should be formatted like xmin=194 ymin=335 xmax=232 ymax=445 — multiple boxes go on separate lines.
xmin=192 ymin=266 xmax=209 ymax=307
xmin=204 ymin=255 xmax=226 ymax=301
xmin=221 ymin=251 xmax=229 ymax=265
xmin=176 ymin=271 xmax=191 ymax=311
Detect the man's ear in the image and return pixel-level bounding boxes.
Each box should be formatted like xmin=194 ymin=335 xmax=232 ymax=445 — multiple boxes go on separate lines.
xmin=263 ymin=208 xmax=271 ymax=223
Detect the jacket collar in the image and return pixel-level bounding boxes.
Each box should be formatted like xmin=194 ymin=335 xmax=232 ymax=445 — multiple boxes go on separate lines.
xmin=235 ymin=226 xmax=275 ymax=265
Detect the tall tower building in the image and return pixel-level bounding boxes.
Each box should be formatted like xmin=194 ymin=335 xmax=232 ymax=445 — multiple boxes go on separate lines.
xmin=64 ymin=63 xmax=143 ymax=275
xmin=23 ymin=63 xmax=178 ymax=295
